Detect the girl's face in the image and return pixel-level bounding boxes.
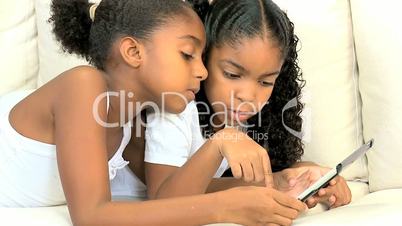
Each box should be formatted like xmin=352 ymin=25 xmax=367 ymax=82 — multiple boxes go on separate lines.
xmin=139 ymin=12 xmax=207 ymax=114
xmin=204 ymin=37 xmax=283 ymax=127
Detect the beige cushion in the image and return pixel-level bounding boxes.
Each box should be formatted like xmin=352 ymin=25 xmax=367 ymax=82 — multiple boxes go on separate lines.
xmin=273 ymin=0 xmax=367 ymax=180
xmin=35 ymin=0 xmax=88 ymax=87
xmin=294 ymin=189 xmax=402 ymax=225
xmin=0 ymin=206 xmax=71 ymax=226
xmin=351 ymin=188 xmax=402 ymax=206
xmin=351 ymin=0 xmax=402 ymax=192
xmin=0 ymin=0 xmax=38 ymax=95
xmin=293 ymin=203 xmax=402 ymax=226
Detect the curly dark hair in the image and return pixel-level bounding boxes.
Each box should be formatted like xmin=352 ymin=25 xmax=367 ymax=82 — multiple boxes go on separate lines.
xmin=49 ymin=0 xmax=194 ymax=70
xmin=189 ymin=0 xmax=305 ymax=172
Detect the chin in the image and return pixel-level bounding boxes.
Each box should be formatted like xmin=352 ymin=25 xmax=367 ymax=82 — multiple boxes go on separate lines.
xmin=165 ymin=103 xmax=187 ymax=114
xmin=227 ymin=116 xmax=250 ymax=124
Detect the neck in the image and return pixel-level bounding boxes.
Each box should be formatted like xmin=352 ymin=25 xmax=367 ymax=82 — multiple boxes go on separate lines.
xmin=103 ymin=67 xmax=145 ymax=127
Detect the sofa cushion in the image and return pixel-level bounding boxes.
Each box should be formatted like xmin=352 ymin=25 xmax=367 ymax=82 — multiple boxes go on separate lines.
xmin=293 ymin=203 xmax=402 ymax=226
xmin=273 ymin=0 xmax=367 ymax=180
xmin=351 ymin=188 xmax=402 ymax=206
xmin=0 ymin=0 xmax=38 ymax=95
xmin=0 ymin=205 xmax=71 ymax=226
xmin=294 ymin=189 xmax=402 ymax=226
xmin=351 ymin=0 xmax=402 ymax=191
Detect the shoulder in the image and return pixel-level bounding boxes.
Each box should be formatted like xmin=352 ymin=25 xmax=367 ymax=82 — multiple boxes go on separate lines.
xmin=50 ymin=66 xmax=108 ymax=121
xmin=58 ymin=66 xmax=107 ymax=91
xmin=52 ymin=66 xmax=107 ymax=105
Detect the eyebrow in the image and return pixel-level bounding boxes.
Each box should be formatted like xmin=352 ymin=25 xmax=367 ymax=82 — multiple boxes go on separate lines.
xmin=221 ymin=59 xmax=280 ymax=78
xmin=260 ymin=71 xmax=281 ymax=78
xmin=221 ymin=59 xmax=246 ymax=72
xmin=178 ymin=35 xmax=202 ymax=47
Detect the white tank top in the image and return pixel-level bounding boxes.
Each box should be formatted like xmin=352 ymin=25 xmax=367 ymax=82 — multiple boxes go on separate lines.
xmin=106 ymin=92 xmax=131 ymax=179
xmin=105 ymin=92 xmax=147 ymax=198
xmin=0 ymin=90 xmax=146 ymax=207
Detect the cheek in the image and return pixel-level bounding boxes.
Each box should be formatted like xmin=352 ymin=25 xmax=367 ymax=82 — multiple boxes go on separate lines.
xmin=149 ymin=49 xmax=188 ymax=85
xmin=205 ymin=81 xmax=230 ymax=109
xmin=205 ymin=72 xmax=233 ymax=100
xmin=256 ymin=89 xmax=273 ymax=108
xmin=151 ymin=66 xmax=188 ymax=94
xmin=143 ymin=54 xmax=169 ymax=86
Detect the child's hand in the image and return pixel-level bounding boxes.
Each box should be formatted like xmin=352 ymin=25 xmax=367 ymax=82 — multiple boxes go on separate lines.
xmin=273 ymin=168 xmax=311 ymax=198
xmin=306 ymin=175 xmax=352 ymax=209
xmin=296 ymin=165 xmax=352 ymax=209
xmin=219 ymin=186 xmax=307 ymax=226
xmin=214 ymin=128 xmax=273 ymax=187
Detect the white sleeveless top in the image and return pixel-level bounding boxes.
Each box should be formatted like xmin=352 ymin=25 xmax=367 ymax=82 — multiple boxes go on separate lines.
xmin=0 ymin=90 xmax=146 ymax=207
xmin=105 ymin=92 xmax=147 ymax=198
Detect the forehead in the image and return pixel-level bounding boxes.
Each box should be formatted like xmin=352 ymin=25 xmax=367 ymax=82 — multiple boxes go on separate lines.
xmin=147 ymin=12 xmax=206 ymax=46
xmin=211 ymin=37 xmax=283 ymax=71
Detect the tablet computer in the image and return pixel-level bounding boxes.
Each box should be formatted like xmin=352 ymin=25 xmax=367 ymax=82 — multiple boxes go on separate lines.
xmin=297 ymin=139 xmax=374 ymax=202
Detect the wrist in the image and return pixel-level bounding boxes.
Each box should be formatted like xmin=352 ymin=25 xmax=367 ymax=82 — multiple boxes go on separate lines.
xmin=210 ymin=129 xmax=226 ymax=156
xmin=272 ymin=172 xmax=280 ymax=188
xmin=292 ymin=161 xmax=318 ymax=168
xmin=212 ymin=127 xmax=243 ymax=156
xmin=207 ymin=191 xmax=227 ymax=223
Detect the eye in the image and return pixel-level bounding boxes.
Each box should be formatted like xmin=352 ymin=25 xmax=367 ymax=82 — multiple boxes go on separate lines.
xmin=181 ymin=52 xmax=194 ymax=61
xmin=223 ymin=71 xmax=241 ymax=79
xmin=259 ymin=80 xmax=274 ymax=87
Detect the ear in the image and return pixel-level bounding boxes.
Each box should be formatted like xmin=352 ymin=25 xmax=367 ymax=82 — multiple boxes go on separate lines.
xmin=119 ymin=37 xmax=144 ymax=68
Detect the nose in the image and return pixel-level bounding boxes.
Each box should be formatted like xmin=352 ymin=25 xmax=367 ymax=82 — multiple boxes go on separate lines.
xmin=235 ymin=81 xmax=257 ymax=103
xmin=195 ymin=60 xmax=208 ymax=81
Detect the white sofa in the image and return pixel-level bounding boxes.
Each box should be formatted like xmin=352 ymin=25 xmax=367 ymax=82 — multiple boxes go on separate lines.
xmin=1 ymin=0 xmax=401 ymax=225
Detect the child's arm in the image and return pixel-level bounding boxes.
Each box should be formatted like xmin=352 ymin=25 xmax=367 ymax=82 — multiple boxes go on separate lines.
xmin=146 ymin=164 xmax=266 ymax=196
xmin=206 ymin=167 xmax=311 ymax=197
xmin=51 ymin=68 xmax=220 ymax=225
xmin=206 ymin=177 xmax=265 ymax=193
xmin=146 ymin=127 xmax=273 ymax=199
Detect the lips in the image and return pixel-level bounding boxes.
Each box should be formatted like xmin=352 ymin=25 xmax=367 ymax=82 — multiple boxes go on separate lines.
xmin=229 ymin=109 xmax=255 ymax=121
xmin=188 ymin=87 xmax=200 ymax=94
xmin=230 ymin=109 xmax=255 ymax=116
